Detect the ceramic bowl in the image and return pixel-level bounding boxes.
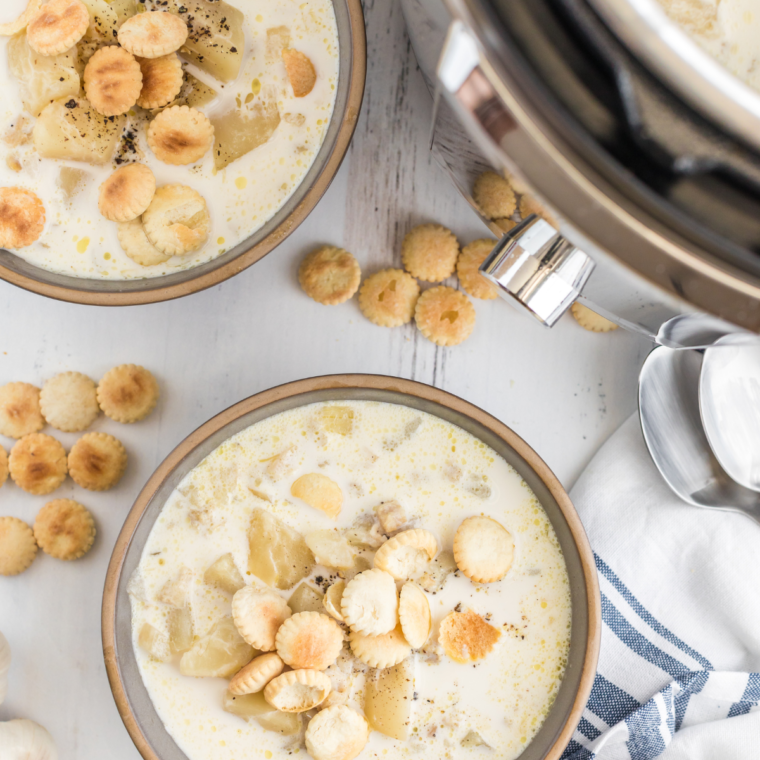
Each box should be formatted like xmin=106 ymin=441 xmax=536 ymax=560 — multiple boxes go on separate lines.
xmin=0 ymin=0 xmax=365 ymax=306
xmin=102 ymin=374 xmax=600 ymax=760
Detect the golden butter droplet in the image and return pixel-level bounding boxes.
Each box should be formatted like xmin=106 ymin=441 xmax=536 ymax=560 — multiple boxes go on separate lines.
xmin=77 ymin=237 xmax=90 ymax=254
xmin=235 ymin=177 xmax=247 ymax=190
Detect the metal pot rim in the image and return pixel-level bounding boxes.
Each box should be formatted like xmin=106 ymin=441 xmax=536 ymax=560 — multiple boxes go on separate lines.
xmin=0 ymin=0 xmax=366 ymax=306
xmin=587 ymin=0 xmax=760 ymax=154
xmin=102 ymin=373 xmax=601 ymax=760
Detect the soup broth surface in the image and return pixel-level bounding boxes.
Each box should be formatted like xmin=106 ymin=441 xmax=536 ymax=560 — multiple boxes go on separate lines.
xmin=130 ymin=400 xmax=572 ymax=760
xmin=0 ymin=0 xmax=339 ymax=279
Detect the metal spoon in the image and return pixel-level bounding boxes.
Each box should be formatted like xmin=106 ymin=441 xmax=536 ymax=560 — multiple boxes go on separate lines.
xmin=700 ymin=336 xmax=760 ymax=492
xmin=638 ymin=346 xmax=760 ymax=524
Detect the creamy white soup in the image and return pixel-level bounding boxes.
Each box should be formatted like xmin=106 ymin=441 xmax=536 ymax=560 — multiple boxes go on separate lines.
xmin=129 ymin=400 xmax=572 ymax=760
xmin=658 ymin=0 xmax=760 ymax=91
xmin=0 ymin=0 xmax=338 ymax=279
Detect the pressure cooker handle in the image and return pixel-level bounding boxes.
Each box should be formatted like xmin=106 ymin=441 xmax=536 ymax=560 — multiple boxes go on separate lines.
xmin=436 ymin=19 xmax=596 ymax=326
xmin=480 ymin=216 xmax=595 ymax=327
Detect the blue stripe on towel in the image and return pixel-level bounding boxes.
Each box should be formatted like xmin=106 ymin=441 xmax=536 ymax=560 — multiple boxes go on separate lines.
xmin=727 ymin=701 xmax=754 ymax=718
xmin=595 ymin=555 xmax=712 ymax=670
xmin=626 ymin=699 xmax=667 ymax=760
xmin=561 ymin=738 xmax=595 ymax=760
xmin=588 ymin=673 xmax=640 ymax=725
xmin=556 ymin=555 xmax=759 ymax=760
xmin=674 ymin=670 xmax=709 ymax=730
xmin=743 ymin=673 xmax=760 ymax=700
xmin=578 ymin=717 xmax=602 ymax=741
xmin=662 ymin=684 xmax=675 ymax=737
xmin=601 ymin=594 xmax=692 ymax=679
xmin=727 ymin=673 xmax=760 ymax=718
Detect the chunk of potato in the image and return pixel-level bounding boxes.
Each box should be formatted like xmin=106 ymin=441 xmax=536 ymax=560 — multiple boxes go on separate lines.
xmin=157 ymin=566 xmax=193 ymax=608
xmin=150 ymin=73 xmax=218 ymax=116
xmin=318 ymin=406 xmax=354 ymax=435
xmin=288 ymin=582 xmax=324 ymax=614
xmin=345 ymin=555 xmax=372 ymax=581
xmin=266 ymin=26 xmax=290 ymax=63
xmin=204 ymin=553 xmax=245 ymax=595
xmin=163 ymin=0 xmax=244 ymax=83
xmin=461 ymin=730 xmax=490 ymax=748
xmin=80 ymin=0 xmax=119 ymax=39
xmin=223 ymin=690 xmax=274 ymax=718
xmin=34 ymin=98 xmax=125 ymax=165
xmin=263 ymin=445 xmax=296 ymax=482
xmin=168 ymin=607 xmax=194 ymax=654
xmin=180 ymin=74 xmax=217 ymax=109
xmin=179 ymin=617 xmax=255 ymax=678
xmin=248 ymin=508 xmax=315 ymax=590
xmin=75 ymin=37 xmax=100 ymax=77
xmin=211 ymin=99 xmax=281 ymax=171
xmin=108 ymin=0 xmax=138 ymax=25
xmin=246 ymin=481 xmax=272 ymax=503
xmin=364 ymin=660 xmax=415 ymax=741
xmin=291 ymin=474 xmax=343 ymax=519
xmin=255 ymin=711 xmax=302 ymax=735
xmin=58 ymin=167 xmax=89 ymax=200
xmin=305 ymin=529 xmax=355 ymax=570
xmin=8 ymin=34 xmax=80 ymax=118
xmin=138 ymin=623 xmax=170 ymax=662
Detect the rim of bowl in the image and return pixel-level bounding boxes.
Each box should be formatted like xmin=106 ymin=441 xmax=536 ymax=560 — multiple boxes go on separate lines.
xmin=0 ymin=0 xmax=366 ymax=306
xmin=102 ymin=374 xmax=601 ymax=760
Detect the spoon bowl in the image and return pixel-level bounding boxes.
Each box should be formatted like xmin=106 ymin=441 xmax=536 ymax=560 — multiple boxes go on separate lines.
xmin=700 ymin=337 xmax=760 ymax=492
xmin=638 ymin=346 xmax=760 ymax=523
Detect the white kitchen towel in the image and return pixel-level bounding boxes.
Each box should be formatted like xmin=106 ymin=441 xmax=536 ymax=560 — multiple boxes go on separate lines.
xmin=562 ymin=415 xmax=760 ymax=760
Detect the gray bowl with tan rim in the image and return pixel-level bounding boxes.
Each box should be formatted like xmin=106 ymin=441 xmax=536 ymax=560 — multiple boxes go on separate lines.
xmin=0 ymin=0 xmax=365 ymax=307
xmin=102 ymin=374 xmax=601 ymax=760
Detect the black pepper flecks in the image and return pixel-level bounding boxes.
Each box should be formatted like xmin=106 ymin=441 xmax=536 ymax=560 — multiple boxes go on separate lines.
xmin=114 ymin=128 xmax=138 ymax=165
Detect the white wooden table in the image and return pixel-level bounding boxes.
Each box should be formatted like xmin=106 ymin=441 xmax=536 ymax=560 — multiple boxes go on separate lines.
xmin=0 ymin=1 xmax=652 ymax=756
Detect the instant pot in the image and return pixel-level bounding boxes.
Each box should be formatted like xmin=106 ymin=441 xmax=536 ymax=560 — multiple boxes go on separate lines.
xmin=400 ymin=0 xmax=760 ymax=346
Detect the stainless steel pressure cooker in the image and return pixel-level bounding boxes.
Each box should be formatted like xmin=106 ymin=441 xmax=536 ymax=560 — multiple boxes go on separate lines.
xmin=400 ymin=0 xmax=760 ymax=347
